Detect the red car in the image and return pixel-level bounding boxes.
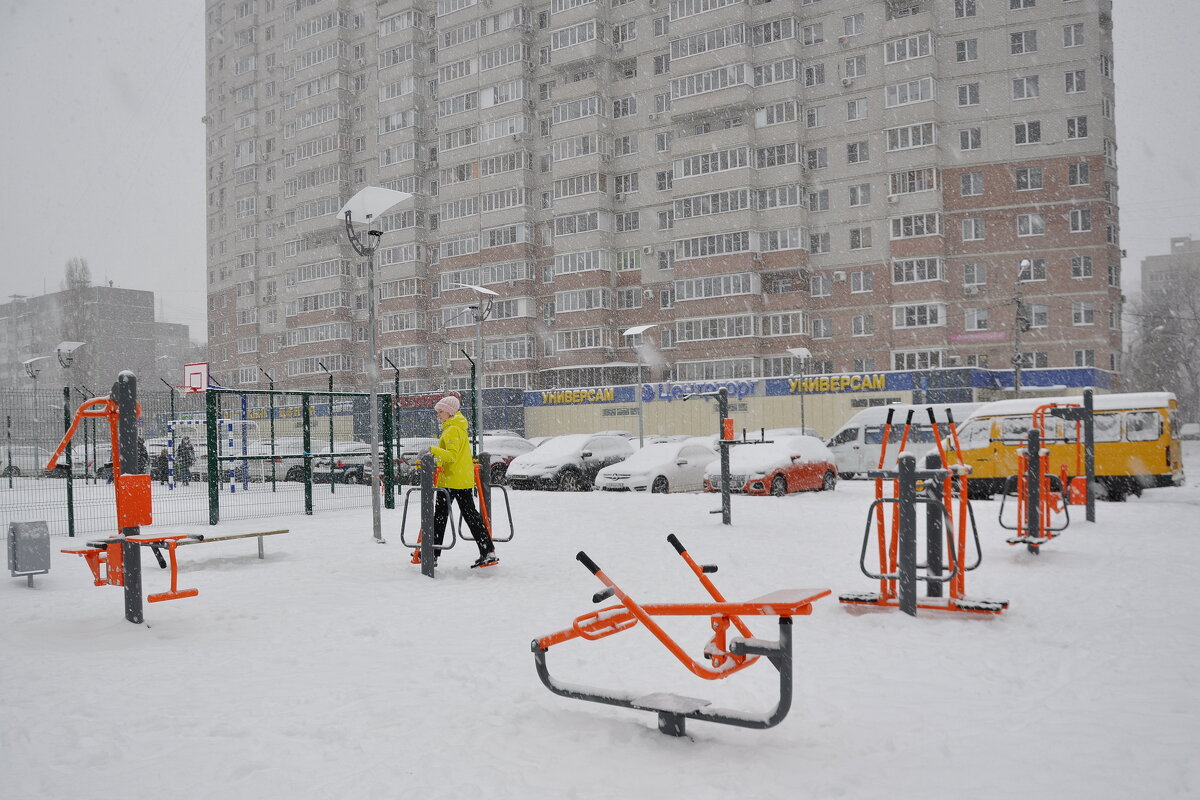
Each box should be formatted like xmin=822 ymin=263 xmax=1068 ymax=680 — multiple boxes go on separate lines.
xmin=704 ymin=435 xmax=837 ymax=496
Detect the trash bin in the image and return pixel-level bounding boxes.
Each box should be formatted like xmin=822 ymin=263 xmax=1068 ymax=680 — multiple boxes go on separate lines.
xmin=8 ymin=520 xmax=50 ymax=587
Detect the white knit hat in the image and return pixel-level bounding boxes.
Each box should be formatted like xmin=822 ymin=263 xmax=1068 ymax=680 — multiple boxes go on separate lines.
xmin=434 ymin=395 xmax=461 ymax=414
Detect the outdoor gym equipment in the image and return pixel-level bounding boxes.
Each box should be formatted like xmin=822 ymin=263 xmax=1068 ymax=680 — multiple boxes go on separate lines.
xmin=531 ymin=534 xmax=830 ymax=736
xmin=400 ymin=451 xmax=513 ymax=577
xmin=839 ymin=407 xmax=1007 ymax=616
xmin=48 ymin=372 xmax=199 ymax=623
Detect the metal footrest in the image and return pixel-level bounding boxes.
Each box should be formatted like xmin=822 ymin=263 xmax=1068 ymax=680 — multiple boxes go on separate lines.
xmin=952 ymin=597 xmax=1009 ymax=612
xmin=838 ymin=592 xmax=885 ymax=604
xmin=1006 ymin=536 xmax=1054 ymax=545
xmin=630 ymin=693 xmax=712 ymax=715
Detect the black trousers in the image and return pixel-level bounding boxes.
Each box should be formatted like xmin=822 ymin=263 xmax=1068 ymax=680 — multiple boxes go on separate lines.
xmin=433 ymin=488 xmax=494 ymax=557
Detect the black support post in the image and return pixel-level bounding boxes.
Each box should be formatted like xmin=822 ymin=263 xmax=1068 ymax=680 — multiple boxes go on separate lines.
xmin=420 ymin=452 xmax=435 ymax=578
xmin=896 ymin=454 xmax=918 ymax=616
xmin=1083 ymin=388 xmax=1096 ymax=522
xmin=1025 ymin=428 xmax=1041 ymax=555
xmin=206 ymin=389 xmax=219 ymax=525
xmin=63 ymin=387 xmax=75 ymax=538
xmin=113 ymin=372 xmax=143 ymax=625
xmin=302 ymin=394 xmax=313 ymax=516
xmin=924 ymin=452 xmax=943 ymax=598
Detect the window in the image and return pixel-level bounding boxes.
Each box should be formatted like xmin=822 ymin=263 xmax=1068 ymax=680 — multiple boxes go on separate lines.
xmin=809 ymin=232 xmax=830 ymax=254
xmin=1067 ymin=115 xmax=1088 ymax=139
xmin=961 ymin=172 xmax=983 ymax=196
xmin=843 ymin=13 xmax=864 ymax=37
xmin=1017 ymin=213 xmax=1046 ymax=237
xmin=852 ymin=270 xmax=874 ymax=293
xmin=954 ymin=0 xmax=976 ymax=18
xmin=1063 ymin=22 xmax=1084 ymax=47
xmin=658 ymin=210 xmax=674 ymax=230
xmin=804 ymin=64 xmax=825 ymax=86
xmin=886 ymin=77 xmax=935 ymax=108
xmin=655 ymin=132 xmax=673 ymax=152
xmin=959 ymin=127 xmax=982 ymax=150
xmin=1107 ymin=261 xmax=1120 ymax=287
xmin=653 ymin=54 xmax=670 ymax=75
xmin=845 ymin=55 xmax=867 ymax=79
xmin=1071 ymin=254 xmax=1093 ymax=278
xmin=811 ymin=318 xmax=833 ymax=339
xmin=893 ymin=303 xmax=944 ymax=329
xmin=801 ymin=23 xmax=824 ymax=46
xmin=964 ymin=262 xmax=986 ymax=285
xmin=615 ymin=211 xmax=639 ymax=232
xmin=852 ymin=315 xmax=874 ymax=337
xmin=849 ymin=183 xmax=871 ymax=207
xmin=847 ymin=141 xmax=870 ymax=164
xmin=806 ymin=147 xmax=828 ymax=170
xmin=1015 ymin=167 xmax=1043 ymax=191
xmin=810 ymin=273 xmax=832 ymax=297
xmin=889 ymin=168 xmax=937 ymax=195
xmin=806 ymin=106 xmax=825 ymax=128
xmin=893 ymin=257 xmax=942 ymax=283
xmin=958 ymin=83 xmax=980 ymax=106
xmin=956 ymin=39 xmax=977 ymax=62
xmin=847 ymin=97 xmax=867 ymax=121
xmin=656 ymin=170 xmax=673 ymax=191
xmin=890 ymin=214 xmax=940 ymax=239
xmin=613 ymin=172 xmax=638 ymax=195
xmin=808 ymin=189 xmax=830 ymax=211
xmin=1018 ymin=351 xmax=1049 ymax=368
xmin=1072 ymin=302 xmax=1095 ymax=325
xmin=965 ymin=308 xmax=989 ymax=331
xmin=849 ymin=226 xmax=872 ymax=250
xmin=1012 ymin=76 xmax=1040 ymax=100
xmin=1010 ymin=0 xmax=1036 ymax=8
xmin=1014 ymin=121 xmax=1041 ymax=145
xmin=1068 ymin=162 xmax=1090 ymax=186
xmin=1066 ymin=70 xmax=1086 ymax=94
xmin=1019 ymin=258 xmax=1047 ymax=281
xmin=887 ymin=122 xmax=936 ymax=151
xmin=884 ymin=32 xmax=932 ymax=64
xmin=1069 ymin=209 xmax=1092 ymax=232
xmin=1074 ymin=349 xmax=1095 ymax=367
xmin=962 ymin=217 xmax=985 ymax=241
xmin=1011 ymin=31 xmax=1038 ymax=55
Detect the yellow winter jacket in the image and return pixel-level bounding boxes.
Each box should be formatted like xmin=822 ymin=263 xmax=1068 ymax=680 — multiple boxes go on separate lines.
xmin=430 ymin=412 xmax=476 ymax=489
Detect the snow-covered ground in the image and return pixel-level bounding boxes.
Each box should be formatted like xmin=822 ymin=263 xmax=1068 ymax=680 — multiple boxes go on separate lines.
xmin=4 ymin=445 xmax=1199 ymax=799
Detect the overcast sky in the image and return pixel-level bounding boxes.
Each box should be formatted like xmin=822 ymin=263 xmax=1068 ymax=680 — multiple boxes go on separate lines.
xmin=0 ymin=0 xmax=1197 ymax=349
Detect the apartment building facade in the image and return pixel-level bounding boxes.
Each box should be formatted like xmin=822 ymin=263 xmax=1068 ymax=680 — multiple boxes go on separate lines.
xmin=204 ymin=0 xmax=1122 ymax=395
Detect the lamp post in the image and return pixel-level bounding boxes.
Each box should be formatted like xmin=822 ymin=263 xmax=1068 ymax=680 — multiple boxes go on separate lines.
xmin=451 ymin=283 xmax=499 ymax=455
xmin=623 ymin=324 xmax=657 ymax=447
xmin=340 ymin=186 xmax=413 ymax=544
xmin=57 ymin=343 xmax=84 ymax=536
xmin=23 ymin=356 xmax=50 ymax=478
xmin=317 ymin=360 xmax=335 ymax=493
xmin=260 ymin=367 xmax=277 ymax=490
xmin=787 ymin=347 xmax=812 ymax=434
xmin=1013 ymin=259 xmax=1032 ymax=398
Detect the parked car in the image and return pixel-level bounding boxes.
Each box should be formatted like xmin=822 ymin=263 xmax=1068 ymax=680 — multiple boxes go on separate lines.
xmin=526 ymin=435 xmax=557 ymax=449
xmin=704 ymin=435 xmax=837 ymax=496
xmin=479 ymin=435 xmax=535 ymax=485
xmin=313 ymin=441 xmax=372 ymax=483
xmin=506 ymin=434 xmax=634 ymax=491
xmin=1 ymin=445 xmax=56 ymax=478
xmin=595 ymin=440 xmax=718 ymax=493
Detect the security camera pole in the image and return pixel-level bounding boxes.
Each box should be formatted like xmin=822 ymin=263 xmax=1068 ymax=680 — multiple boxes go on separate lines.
xmin=623 ymin=324 xmax=657 ymax=447
xmin=340 ymin=187 xmax=413 ymax=544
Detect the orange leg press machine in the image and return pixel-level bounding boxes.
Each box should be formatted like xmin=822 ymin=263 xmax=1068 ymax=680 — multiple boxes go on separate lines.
xmin=48 ymin=371 xmax=198 ymax=624
xmin=531 ymin=535 xmax=830 ymax=736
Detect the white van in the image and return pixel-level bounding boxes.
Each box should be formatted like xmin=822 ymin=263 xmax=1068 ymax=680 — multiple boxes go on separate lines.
xmin=825 ymin=403 xmax=982 ymax=478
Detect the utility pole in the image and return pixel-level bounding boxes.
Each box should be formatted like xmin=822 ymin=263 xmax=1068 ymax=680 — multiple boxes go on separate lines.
xmin=1013 ymin=259 xmax=1031 ymax=398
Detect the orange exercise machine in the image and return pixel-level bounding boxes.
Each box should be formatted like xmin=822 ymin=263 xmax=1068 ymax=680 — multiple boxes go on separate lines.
xmin=401 ymin=454 xmax=514 ymax=577
xmin=839 ymin=407 xmax=1007 ymax=616
xmin=998 ymin=402 xmax=1087 ymax=554
xmin=531 ymin=535 xmax=830 ymax=736
xmin=47 ymin=372 xmax=198 ymax=623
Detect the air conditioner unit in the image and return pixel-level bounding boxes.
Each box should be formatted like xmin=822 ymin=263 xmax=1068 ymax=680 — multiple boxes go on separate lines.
xmin=614 ymin=42 xmax=624 ymax=52
xmin=838 ymin=36 xmax=849 ymax=45
xmin=841 ymin=77 xmax=854 ymax=87
xmin=963 ymin=285 xmax=980 ymax=296
xmin=947 ymin=355 xmax=962 ymax=366
xmin=644 ymin=288 xmax=655 ymax=298
xmin=833 ymin=271 xmax=847 ymax=282
xmin=886 ymin=194 xmax=899 ymax=204
xmin=614 ymin=192 xmax=625 ymax=202
xmin=648 ymin=113 xmax=659 ymax=121
xmin=642 ymin=245 xmax=654 ymax=255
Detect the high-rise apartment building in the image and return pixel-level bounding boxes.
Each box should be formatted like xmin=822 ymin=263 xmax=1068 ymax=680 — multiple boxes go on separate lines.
xmin=204 ymin=0 xmax=1122 ymax=394
xmin=1141 ymin=236 xmax=1200 ymax=298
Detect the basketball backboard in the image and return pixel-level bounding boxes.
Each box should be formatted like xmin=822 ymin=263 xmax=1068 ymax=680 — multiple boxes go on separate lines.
xmin=183 ymin=362 xmax=210 ymax=393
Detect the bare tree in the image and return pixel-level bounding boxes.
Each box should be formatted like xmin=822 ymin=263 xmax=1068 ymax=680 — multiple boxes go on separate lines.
xmin=1125 ymin=270 xmax=1200 ymax=423
xmin=62 ymin=257 xmax=92 ymax=291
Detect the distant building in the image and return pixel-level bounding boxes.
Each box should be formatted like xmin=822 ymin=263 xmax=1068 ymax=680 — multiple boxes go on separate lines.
xmin=204 ymin=0 xmax=1123 ymax=393
xmin=1141 ymin=236 xmax=1200 ymax=297
xmin=0 ymin=286 xmax=194 ymax=391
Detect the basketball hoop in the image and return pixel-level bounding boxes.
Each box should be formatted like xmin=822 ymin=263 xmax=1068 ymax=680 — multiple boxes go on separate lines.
xmin=183 ymin=362 xmax=210 ymax=394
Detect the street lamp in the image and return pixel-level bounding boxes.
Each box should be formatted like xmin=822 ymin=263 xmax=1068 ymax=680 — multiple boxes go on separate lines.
xmin=340 ymin=186 xmax=413 ymax=544
xmin=1013 ymin=259 xmax=1032 ymax=398
xmin=623 ymin=324 xmax=657 ymax=447
xmin=787 ymin=347 xmax=812 ymax=434
xmin=450 ymin=283 xmax=499 ymax=455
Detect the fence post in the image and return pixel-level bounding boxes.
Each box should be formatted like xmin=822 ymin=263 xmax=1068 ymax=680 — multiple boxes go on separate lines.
xmin=206 ymin=389 xmax=219 ymax=525
xmin=113 ymin=372 xmax=144 ymax=625
xmin=302 ymin=393 xmax=313 ymax=515
xmin=63 ymin=387 xmax=75 ymax=537
xmin=382 ymin=394 xmax=395 ymax=510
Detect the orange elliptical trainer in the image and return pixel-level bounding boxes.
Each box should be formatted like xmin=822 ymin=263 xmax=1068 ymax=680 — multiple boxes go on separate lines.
xmin=531 ymin=534 xmax=830 ymax=736
xmin=49 ymin=371 xmax=198 ymax=624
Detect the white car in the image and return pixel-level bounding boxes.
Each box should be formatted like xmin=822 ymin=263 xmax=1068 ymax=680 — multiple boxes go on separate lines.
xmin=1 ymin=445 xmax=55 ymax=477
xmin=479 ymin=435 xmax=535 ymax=484
xmin=594 ymin=440 xmax=718 ymax=493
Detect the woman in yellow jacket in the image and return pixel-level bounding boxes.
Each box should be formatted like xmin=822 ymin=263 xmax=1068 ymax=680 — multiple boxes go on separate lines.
xmin=430 ymin=395 xmax=497 ymax=568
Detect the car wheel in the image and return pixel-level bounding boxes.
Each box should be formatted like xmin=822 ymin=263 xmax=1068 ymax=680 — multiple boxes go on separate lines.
xmin=490 ymin=463 xmax=507 ymax=486
xmin=2 ymin=465 xmax=20 ymax=478
xmin=770 ymin=475 xmax=788 ymax=497
xmin=651 ymin=475 xmax=670 ymax=494
xmin=285 ymin=466 xmax=304 ymax=482
xmin=840 ymin=472 xmax=856 ymax=481
xmin=558 ymin=470 xmax=586 ymax=492
xmin=822 ymin=470 xmax=837 ymax=491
